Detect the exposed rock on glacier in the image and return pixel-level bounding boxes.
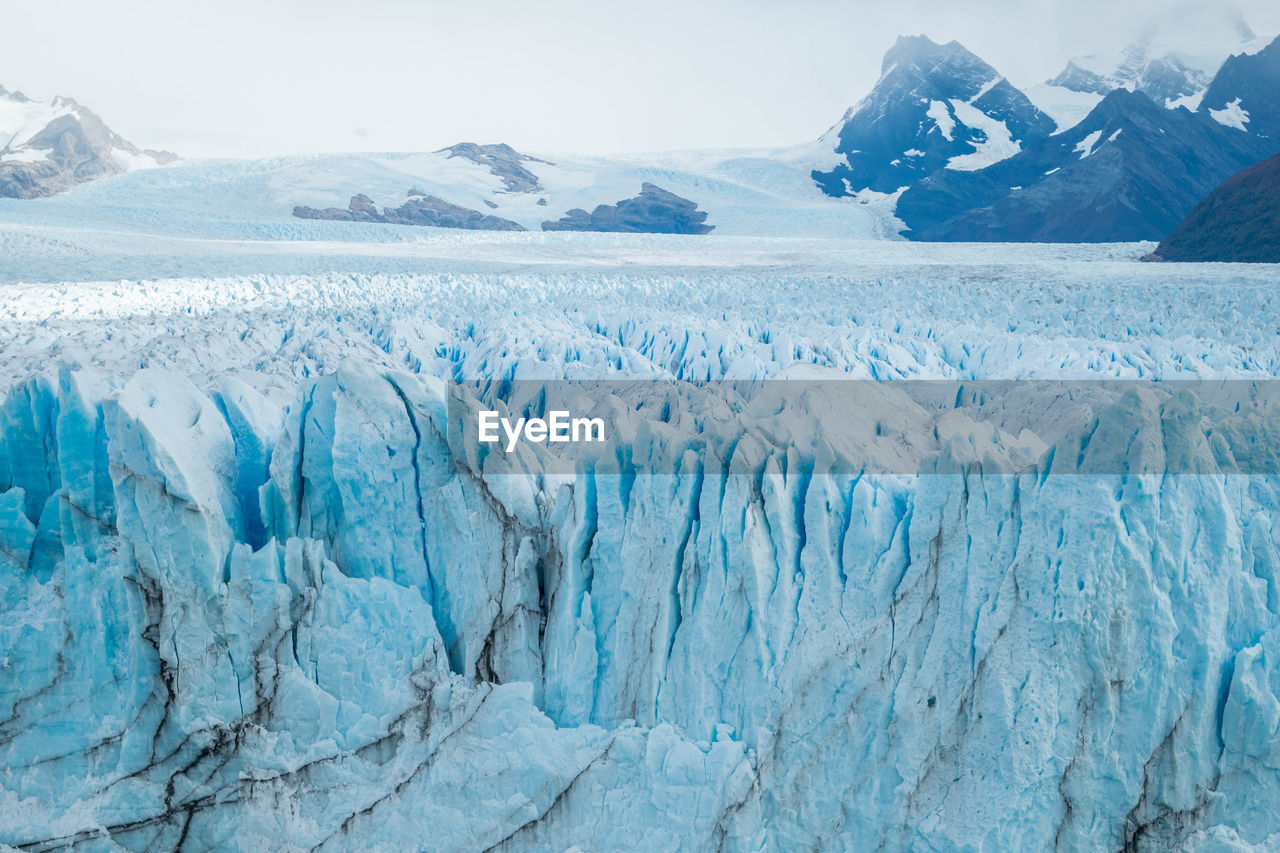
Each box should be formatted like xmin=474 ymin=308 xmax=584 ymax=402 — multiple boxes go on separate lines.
xmin=293 ymin=191 xmax=527 ymax=231
xmin=1042 ymin=5 xmax=1267 ymax=110
xmin=541 ymin=183 xmax=714 ymax=234
xmin=438 ymin=142 xmax=551 ymax=194
xmin=2 ymin=362 xmax=1280 ymax=850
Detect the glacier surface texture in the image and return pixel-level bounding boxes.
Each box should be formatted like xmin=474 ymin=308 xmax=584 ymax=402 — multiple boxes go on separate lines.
xmin=1 ymin=236 xmax=1279 ymax=851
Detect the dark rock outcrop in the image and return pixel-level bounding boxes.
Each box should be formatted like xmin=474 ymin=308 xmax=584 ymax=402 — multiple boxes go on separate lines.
xmin=1146 ymin=153 xmax=1280 ymax=262
xmin=383 ymin=195 xmax=524 ymax=230
xmin=292 ymin=194 xmax=383 ymax=223
xmin=293 ymin=192 xmax=526 ymax=231
xmin=540 ymin=183 xmax=713 ymax=234
xmin=348 ymin=193 xmax=380 ymax=218
xmin=438 ymin=142 xmax=550 ymax=193
xmin=1043 ymin=8 xmax=1260 ymax=109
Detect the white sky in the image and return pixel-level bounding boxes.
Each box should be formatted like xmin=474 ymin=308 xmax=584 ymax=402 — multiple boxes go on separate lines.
xmin=2 ymin=0 xmax=1277 ymax=158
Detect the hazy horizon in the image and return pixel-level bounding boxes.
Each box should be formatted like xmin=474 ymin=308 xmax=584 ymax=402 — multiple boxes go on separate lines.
xmin=4 ymin=0 xmax=1278 ymax=159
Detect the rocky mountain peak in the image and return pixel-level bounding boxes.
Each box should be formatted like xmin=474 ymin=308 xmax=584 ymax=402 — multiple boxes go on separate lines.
xmin=1 ymin=84 xmax=176 ymax=198
xmin=813 ymin=36 xmax=1054 ymax=196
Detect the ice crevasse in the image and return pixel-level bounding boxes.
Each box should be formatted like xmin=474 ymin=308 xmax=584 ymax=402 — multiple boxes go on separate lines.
xmin=1 ymin=362 xmax=1279 ymax=851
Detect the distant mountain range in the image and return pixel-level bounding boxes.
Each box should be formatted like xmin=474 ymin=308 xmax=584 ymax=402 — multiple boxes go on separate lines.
xmin=1147 ymin=152 xmax=1280 ymax=262
xmin=0 ymin=86 xmax=175 ymax=198
xmin=3 ymin=6 xmax=1277 ymax=247
xmin=292 ymin=180 xmax=714 ymax=234
xmin=810 ymin=36 xmax=1057 ymax=198
xmin=293 ymin=190 xmax=527 ymax=230
xmin=813 ymin=9 xmax=1280 ymax=242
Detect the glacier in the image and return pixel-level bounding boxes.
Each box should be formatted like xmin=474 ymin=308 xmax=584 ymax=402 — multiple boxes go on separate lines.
xmin=0 ymin=139 xmax=900 ymax=245
xmin=2 ymin=233 xmax=1280 ymax=850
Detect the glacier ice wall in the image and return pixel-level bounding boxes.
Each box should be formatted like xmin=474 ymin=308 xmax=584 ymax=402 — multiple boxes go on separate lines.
xmin=3 ymin=361 xmax=1279 ymax=851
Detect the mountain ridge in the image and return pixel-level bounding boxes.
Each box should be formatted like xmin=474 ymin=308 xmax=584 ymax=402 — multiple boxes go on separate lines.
xmin=895 ymin=84 xmax=1277 ymax=241
xmin=1 ymin=86 xmax=175 ymax=198
xmin=4 ymin=19 xmax=1278 ymax=246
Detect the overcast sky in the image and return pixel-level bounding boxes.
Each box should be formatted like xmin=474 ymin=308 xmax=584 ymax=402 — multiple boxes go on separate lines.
xmin=3 ymin=0 xmax=1277 ymax=158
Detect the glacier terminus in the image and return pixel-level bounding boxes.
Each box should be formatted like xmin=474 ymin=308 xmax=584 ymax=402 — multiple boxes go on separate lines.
xmin=0 ymin=235 xmax=1278 ymax=851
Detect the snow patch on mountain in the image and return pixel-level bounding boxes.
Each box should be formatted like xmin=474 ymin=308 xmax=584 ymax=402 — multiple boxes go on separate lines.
xmin=944 ymin=99 xmax=1019 ymax=170
xmin=1211 ymin=97 xmax=1252 ymax=130
xmin=1023 ymin=83 xmax=1104 ymax=133
xmin=0 ymin=148 xmax=49 ymax=164
xmin=1074 ymin=129 xmax=1104 ymax=158
xmin=927 ymin=101 xmax=955 ymax=141
xmin=1166 ymin=90 xmax=1207 ymax=111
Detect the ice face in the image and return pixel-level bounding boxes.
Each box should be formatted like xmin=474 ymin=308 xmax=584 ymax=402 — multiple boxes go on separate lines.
xmin=1 ymin=237 xmax=1279 ymax=850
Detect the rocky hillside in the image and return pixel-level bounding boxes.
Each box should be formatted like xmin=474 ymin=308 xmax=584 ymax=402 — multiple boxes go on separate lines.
xmin=1147 ymin=153 xmax=1280 ymax=262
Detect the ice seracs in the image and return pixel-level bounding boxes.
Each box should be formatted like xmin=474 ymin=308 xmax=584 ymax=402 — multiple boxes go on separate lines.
xmin=2 ymin=247 xmax=1280 ymax=847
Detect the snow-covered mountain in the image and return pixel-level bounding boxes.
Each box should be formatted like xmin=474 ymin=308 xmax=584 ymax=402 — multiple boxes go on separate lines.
xmin=1028 ymin=4 xmax=1272 ymax=130
xmin=811 ymin=35 xmax=1056 ymax=197
xmin=893 ymin=32 xmax=1280 ymax=242
xmin=0 ymin=85 xmax=174 ymax=198
xmin=801 ymin=26 xmax=1280 ymax=242
xmin=897 ymin=85 xmax=1277 ymax=242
